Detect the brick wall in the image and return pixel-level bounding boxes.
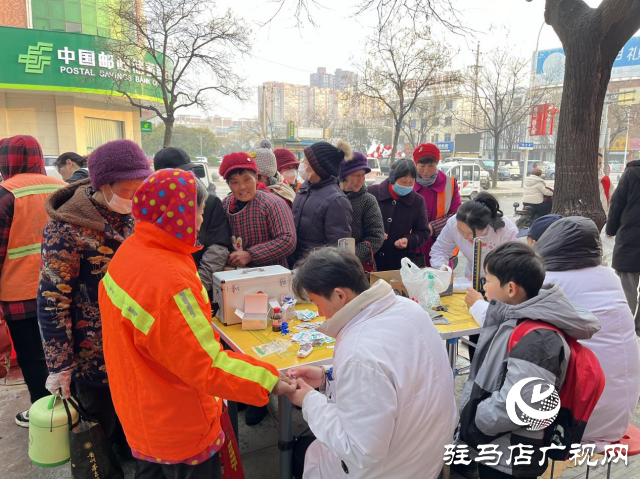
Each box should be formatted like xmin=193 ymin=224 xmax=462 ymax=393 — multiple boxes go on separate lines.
xmin=0 ymin=0 xmax=28 ymax=28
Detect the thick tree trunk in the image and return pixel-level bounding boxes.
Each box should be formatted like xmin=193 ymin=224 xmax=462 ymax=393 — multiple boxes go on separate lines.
xmin=550 ymin=38 xmax=609 ymax=229
xmin=163 ymin=120 xmax=174 ymax=147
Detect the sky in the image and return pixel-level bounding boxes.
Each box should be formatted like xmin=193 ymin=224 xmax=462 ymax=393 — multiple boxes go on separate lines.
xmin=202 ymin=0 xmax=612 ymax=119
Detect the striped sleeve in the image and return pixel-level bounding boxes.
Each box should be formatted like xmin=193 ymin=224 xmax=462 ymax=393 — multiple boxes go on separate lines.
xmin=145 ymin=285 xmax=278 ymax=405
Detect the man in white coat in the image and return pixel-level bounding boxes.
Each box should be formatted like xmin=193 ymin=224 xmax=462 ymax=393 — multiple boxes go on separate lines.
xmin=286 ymin=247 xmax=456 ymax=479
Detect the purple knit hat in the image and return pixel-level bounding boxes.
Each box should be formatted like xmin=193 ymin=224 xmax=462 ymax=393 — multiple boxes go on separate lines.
xmin=339 ymin=151 xmax=370 ymax=180
xmin=88 ymin=140 xmax=153 ymax=189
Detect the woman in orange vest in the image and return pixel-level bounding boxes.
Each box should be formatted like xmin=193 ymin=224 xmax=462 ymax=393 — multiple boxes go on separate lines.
xmin=100 ymin=169 xmax=294 ymax=477
xmin=412 ymin=143 xmax=461 ymax=267
xmin=0 ymin=135 xmax=66 ymax=427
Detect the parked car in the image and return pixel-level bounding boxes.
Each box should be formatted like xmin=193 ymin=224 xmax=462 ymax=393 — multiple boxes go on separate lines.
xmin=365 ymin=158 xmax=382 ymax=186
xmin=502 ymin=160 xmax=522 ymax=180
xmin=191 ymin=161 xmax=216 ymax=195
xmin=543 ymin=163 xmax=556 ymax=180
xmin=439 ymin=162 xmax=484 ymax=200
xmin=43 ymin=155 xmax=63 ymax=180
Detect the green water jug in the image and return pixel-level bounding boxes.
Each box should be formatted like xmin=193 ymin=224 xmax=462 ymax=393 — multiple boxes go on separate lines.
xmin=28 ymin=395 xmax=79 ymax=467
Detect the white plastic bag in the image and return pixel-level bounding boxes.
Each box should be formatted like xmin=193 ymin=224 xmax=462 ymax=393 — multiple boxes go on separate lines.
xmin=400 ymin=257 xmax=452 ymax=310
xmin=600 ymin=226 xmax=615 ymax=268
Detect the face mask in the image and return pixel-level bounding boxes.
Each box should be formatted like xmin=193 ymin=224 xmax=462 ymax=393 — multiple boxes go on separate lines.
xmin=392 ymin=183 xmax=413 ymax=196
xmin=106 ymin=184 xmax=133 ymax=214
xmin=299 ymin=163 xmax=313 ymax=182
xmin=283 ymin=170 xmax=297 ymax=184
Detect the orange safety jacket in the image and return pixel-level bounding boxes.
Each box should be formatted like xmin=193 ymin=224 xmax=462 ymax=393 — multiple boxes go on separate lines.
xmin=0 ymin=174 xmax=65 ymax=302
xmin=436 ymin=176 xmax=455 ymax=218
xmin=99 ymin=221 xmax=279 ymax=461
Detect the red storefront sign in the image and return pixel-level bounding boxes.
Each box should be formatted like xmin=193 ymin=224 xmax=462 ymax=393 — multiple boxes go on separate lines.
xmin=530 ymin=104 xmax=558 ymax=136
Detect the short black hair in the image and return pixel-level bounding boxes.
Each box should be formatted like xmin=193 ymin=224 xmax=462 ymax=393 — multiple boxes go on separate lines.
xmin=417 ymin=156 xmax=438 ymax=165
xmin=484 ymin=242 xmax=546 ymax=300
xmin=226 ymin=168 xmax=257 ymax=183
xmin=598 ymin=152 xmax=603 ymax=158
xmin=293 ymin=247 xmax=370 ymax=300
xmin=389 ymin=159 xmax=417 ymax=183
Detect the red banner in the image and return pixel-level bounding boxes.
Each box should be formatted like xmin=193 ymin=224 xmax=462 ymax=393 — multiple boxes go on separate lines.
xmin=530 ymin=103 xmax=559 ymax=136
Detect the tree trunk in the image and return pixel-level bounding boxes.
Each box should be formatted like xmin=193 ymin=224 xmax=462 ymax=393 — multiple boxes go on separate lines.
xmin=550 ymin=38 xmax=608 ymax=229
xmin=492 ymin=136 xmax=500 ymax=188
xmin=390 ymin=122 xmax=402 ymax=167
xmin=163 ymin=120 xmax=174 ymax=147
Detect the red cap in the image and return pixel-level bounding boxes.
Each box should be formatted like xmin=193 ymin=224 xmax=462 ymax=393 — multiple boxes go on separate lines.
xmin=219 ymin=152 xmax=258 ymax=180
xmin=413 ymin=143 xmax=441 ymax=164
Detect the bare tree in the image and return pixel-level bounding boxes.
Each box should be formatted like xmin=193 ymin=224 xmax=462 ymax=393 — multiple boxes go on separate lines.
xmin=543 ymin=0 xmax=640 ymax=228
xmin=455 ymin=49 xmax=544 ymax=188
xmin=104 ymin=0 xmax=250 ymax=147
xmin=350 ymin=29 xmax=457 ymax=165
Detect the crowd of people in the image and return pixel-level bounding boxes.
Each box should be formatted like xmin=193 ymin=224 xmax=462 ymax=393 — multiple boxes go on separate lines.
xmin=1 ymin=132 xmax=640 ymax=479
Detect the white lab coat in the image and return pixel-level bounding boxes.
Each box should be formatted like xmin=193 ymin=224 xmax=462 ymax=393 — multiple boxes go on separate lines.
xmin=430 ymin=215 xmax=519 ymax=278
xmin=468 ymin=266 xmax=640 ymax=448
xmin=302 ymin=289 xmax=457 ymax=479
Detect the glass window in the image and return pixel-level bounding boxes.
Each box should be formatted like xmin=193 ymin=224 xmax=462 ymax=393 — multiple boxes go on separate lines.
xmin=82 ymin=24 xmax=97 ymax=35
xmin=450 ymin=166 xmax=459 ymax=179
xmin=445 ymin=116 xmax=452 ymax=126
xmin=82 ymin=5 xmax=97 ymax=25
xmin=50 ymin=19 xmax=65 ymax=30
xmin=66 ymin=21 xmax=82 ymax=32
xmin=473 ymin=167 xmax=480 ymax=181
xmin=49 ymin=1 xmax=65 ymax=20
xmin=65 ymin=3 xmax=82 ymax=22
xmin=444 ymin=133 xmax=451 ymax=142
xmin=446 ymin=100 xmax=454 ymax=109
xmin=86 ymin=118 xmax=125 ymax=151
xmin=462 ymin=166 xmax=473 ymax=182
xmin=432 ymin=117 xmax=439 ymax=126
xmin=31 ymin=0 xmax=49 ymax=18
xmin=33 ymin=18 xmax=50 ymax=29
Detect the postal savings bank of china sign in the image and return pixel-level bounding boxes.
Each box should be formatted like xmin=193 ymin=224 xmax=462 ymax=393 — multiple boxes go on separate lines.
xmin=0 ymin=26 xmax=164 ymax=103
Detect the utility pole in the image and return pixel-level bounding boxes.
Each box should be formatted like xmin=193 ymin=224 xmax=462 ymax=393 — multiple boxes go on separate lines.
xmin=472 ymin=42 xmax=480 ymax=129
xmin=623 ymin=105 xmax=631 ymax=163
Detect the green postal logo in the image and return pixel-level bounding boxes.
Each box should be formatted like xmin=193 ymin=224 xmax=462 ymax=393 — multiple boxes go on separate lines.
xmin=18 ymin=42 xmax=54 ymax=74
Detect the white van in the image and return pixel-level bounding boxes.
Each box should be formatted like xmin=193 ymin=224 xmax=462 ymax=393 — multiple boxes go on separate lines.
xmin=439 ymin=162 xmax=484 ymax=200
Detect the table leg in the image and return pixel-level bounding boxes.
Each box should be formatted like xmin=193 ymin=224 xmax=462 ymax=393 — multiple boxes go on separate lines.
xmin=278 ymin=394 xmax=294 ymax=479
xmin=446 ymin=338 xmax=459 ymax=377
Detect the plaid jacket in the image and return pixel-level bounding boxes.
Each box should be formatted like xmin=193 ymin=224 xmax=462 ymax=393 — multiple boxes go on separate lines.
xmin=0 ymin=135 xmax=47 ymax=321
xmin=223 ymin=190 xmax=296 ymax=268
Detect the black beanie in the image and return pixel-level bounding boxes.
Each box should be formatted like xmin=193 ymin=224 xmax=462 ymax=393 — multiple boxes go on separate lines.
xmin=304 ymin=140 xmax=353 ymax=180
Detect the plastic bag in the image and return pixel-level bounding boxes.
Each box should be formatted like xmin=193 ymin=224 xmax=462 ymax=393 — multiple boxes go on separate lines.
xmin=400 ymin=257 xmax=453 ymax=310
xmin=600 ymin=226 xmax=615 ymax=268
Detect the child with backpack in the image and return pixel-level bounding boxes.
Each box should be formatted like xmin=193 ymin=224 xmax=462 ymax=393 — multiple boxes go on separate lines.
xmin=459 ymin=242 xmax=603 ymax=479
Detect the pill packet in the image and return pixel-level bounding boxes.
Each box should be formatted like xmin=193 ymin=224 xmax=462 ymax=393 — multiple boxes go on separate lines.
xmin=252 ymin=338 xmax=292 ymax=358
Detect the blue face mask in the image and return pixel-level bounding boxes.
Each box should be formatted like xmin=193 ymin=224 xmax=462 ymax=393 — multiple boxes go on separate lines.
xmin=392 ymin=183 xmax=414 ymax=196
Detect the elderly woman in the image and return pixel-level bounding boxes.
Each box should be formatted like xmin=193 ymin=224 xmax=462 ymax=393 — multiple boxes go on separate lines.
xmin=219 ymin=152 xmax=296 ymax=269
xmin=38 ymin=139 xmax=153 ymax=455
xmin=100 ymin=169 xmax=294 ymax=477
xmin=339 ymin=152 xmax=384 ymax=270
xmin=368 ymin=159 xmax=430 ymax=271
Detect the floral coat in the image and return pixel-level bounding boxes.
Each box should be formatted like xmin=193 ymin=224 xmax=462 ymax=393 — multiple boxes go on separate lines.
xmin=38 ymin=180 xmax=133 ymax=386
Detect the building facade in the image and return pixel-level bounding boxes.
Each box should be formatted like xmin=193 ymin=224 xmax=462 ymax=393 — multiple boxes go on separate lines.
xmin=0 ymin=0 xmax=159 ymax=155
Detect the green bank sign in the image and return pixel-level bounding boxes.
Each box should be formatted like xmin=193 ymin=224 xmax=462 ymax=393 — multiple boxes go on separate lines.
xmin=0 ymin=26 xmax=164 ymax=103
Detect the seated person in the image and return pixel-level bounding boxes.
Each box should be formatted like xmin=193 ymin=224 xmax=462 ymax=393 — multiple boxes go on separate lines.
xmin=522 ymin=168 xmax=553 ymax=219
xmin=459 ymin=242 xmax=599 ymax=479
xmin=286 ymin=248 xmax=456 ymax=479
xmin=535 ymin=217 xmax=640 ymax=449
xmin=516 ymin=213 xmax=563 ymax=246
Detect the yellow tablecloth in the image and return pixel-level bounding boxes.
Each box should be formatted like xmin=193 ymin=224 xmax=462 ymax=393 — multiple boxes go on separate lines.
xmin=211 ymin=294 xmax=479 ymax=371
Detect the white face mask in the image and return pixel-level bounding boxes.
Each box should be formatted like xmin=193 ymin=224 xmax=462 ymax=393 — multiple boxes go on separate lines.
xmin=298 ymin=163 xmax=313 ymax=182
xmin=283 ymin=169 xmax=297 ymax=184
xmin=106 ymin=184 xmax=133 ymax=214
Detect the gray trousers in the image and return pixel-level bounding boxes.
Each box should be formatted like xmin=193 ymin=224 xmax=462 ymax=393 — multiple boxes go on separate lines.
xmin=618 ymin=271 xmax=640 ymax=336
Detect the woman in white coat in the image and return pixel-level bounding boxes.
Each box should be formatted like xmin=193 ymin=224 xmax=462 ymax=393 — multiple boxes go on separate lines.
xmin=522 ymin=168 xmax=553 ymax=218
xmin=286 ymin=248 xmax=456 ymax=479
xmin=535 ymin=217 xmax=640 ymax=448
xmin=431 ymin=192 xmax=518 ymax=360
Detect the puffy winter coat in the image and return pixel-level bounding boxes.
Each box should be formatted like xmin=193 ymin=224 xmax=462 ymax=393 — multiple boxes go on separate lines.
xmin=291 ymin=178 xmax=352 ymax=263
xmin=606 ymin=160 xmax=640 ymax=272
xmin=460 ymin=285 xmax=600 ymax=477
xmin=368 ymin=179 xmax=430 ymax=271
xmin=522 ymin=174 xmax=553 ymax=204
xmin=344 ymin=187 xmax=384 ymax=262
xmin=38 ymin=179 xmax=134 ymax=386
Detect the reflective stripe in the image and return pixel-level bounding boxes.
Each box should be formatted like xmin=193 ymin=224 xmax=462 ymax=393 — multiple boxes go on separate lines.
xmin=202 ymin=284 xmax=210 ymax=304
xmin=102 ymin=272 xmax=155 ymax=334
xmin=12 ymin=184 xmax=64 ymax=198
xmin=436 ymin=177 xmax=455 ymax=218
xmin=7 ymin=242 xmax=41 ymax=259
xmin=173 ymin=288 xmax=276 ymax=391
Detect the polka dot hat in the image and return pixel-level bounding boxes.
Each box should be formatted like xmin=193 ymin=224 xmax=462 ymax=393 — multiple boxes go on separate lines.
xmin=132 ymin=169 xmax=199 ymax=245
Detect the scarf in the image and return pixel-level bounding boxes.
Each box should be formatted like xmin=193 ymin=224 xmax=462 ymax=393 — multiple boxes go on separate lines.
xmin=416 ymin=171 xmax=439 ymax=188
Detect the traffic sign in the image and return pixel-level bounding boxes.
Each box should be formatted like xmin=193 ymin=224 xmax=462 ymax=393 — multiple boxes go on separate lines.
xmin=519 ymin=142 xmax=534 ymax=150
xmin=141 ymin=121 xmax=152 ymax=133
xmin=435 ymin=141 xmax=454 ymax=153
